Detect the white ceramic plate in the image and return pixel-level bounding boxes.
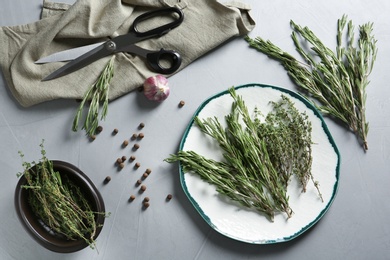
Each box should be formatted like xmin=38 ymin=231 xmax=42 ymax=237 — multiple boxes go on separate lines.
xmin=178 ymin=84 xmax=340 ymax=244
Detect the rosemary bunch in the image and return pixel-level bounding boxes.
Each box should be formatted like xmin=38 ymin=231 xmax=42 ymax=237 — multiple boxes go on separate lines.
xmin=245 ymin=15 xmax=377 ymax=151
xmin=166 ymin=87 xmax=321 ymax=221
xmin=72 ymin=56 xmax=115 ymax=137
xmin=18 ymin=141 xmax=105 ymax=249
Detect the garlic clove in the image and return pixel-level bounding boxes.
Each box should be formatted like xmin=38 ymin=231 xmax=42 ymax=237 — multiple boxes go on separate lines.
xmin=143 ymin=75 xmax=170 ymax=102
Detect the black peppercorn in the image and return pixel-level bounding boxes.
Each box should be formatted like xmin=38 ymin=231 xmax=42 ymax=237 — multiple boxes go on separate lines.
xmin=104 ymin=176 xmax=111 ymax=184
xmin=122 ymin=140 xmax=129 ymax=147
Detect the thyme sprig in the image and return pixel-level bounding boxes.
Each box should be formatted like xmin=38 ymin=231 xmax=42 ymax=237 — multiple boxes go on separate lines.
xmin=72 ymin=56 xmax=115 ymax=137
xmin=17 ymin=140 xmax=107 ymax=250
xmin=245 ymin=15 xmax=377 ymax=151
xmin=166 ymin=87 xmax=321 ymax=222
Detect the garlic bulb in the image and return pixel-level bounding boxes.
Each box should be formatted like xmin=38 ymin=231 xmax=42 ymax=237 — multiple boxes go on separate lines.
xmin=143 ymin=75 xmax=170 ymax=102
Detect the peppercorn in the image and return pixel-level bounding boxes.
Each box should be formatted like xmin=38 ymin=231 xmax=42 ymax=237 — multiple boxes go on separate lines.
xmin=131 ymin=133 xmax=138 ymax=140
xmin=96 ymin=125 xmax=103 ymax=133
xmin=138 ymin=122 xmax=145 ymax=129
xmin=119 ymin=162 xmax=125 ymax=169
xmin=122 ymin=140 xmax=129 ymax=147
xmin=133 ymin=143 xmax=140 ymax=150
xmin=129 ymin=155 xmax=136 ymax=162
xmin=136 ymin=179 xmax=142 ymax=186
xmin=135 ymin=162 xmax=141 ymax=168
xmin=142 ymin=172 xmax=149 ymax=179
xmin=104 ymin=176 xmax=111 ymax=184
xmin=140 ymin=185 xmax=147 ymax=192
xmin=145 ymin=168 xmax=152 ymax=174
xmin=129 ymin=195 xmax=136 ymax=201
xmin=179 ymin=100 xmax=185 ymax=107
xmin=166 ymin=194 xmax=173 ymax=201
xmin=116 ymin=158 xmax=122 ymax=164
xmin=143 ymin=202 xmax=150 ymax=209
xmin=90 ymin=135 xmax=96 ymax=141
xmin=143 ymin=197 xmax=150 ymax=202
xmin=113 ymin=128 xmax=119 ymax=135
xmin=121 ymin=155 xmax=127 ymax=162
xmin=138 ymin=133 xmax=145 ymax=139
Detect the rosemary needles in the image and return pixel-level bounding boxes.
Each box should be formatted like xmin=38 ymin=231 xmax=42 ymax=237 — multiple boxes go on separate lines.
xmin=166 ymin=87 xmax=321 ymax=222
xmin=72 ymin=56 xmax=115 ymax=137
xmin=245 ymin=15 xmax=377 ymax=151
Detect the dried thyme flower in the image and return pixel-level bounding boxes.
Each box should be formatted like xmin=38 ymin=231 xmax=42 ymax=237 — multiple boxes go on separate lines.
xmin=245 ymin=15 xmax=377 ymax=151
xmin=166 ymin=87 xmax=321 ymax=221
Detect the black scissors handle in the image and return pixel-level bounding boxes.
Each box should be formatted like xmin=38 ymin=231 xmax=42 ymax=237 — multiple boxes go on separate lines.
xmin=145 ymin=48 xmax=181 ymax=74
xmin=130 ymin=7 xmax=184 ymax=39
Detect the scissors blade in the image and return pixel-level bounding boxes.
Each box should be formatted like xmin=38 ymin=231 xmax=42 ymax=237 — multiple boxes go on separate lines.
xmin=35 ymin=42 xmax=103 ymax=63
xmin=42 ymin=43 xmax=111 ymax=81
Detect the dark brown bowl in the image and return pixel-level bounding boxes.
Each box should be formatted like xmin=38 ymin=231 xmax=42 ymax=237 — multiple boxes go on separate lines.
xmin=14 ymin=160 xmax=105 ymax=253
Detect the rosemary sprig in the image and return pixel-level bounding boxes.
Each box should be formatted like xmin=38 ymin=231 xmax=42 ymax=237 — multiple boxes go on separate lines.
xmin=245 ymin=15 xmax=377 ymax=151
xmin=166 ymin=87 xmax=321 ymax=221
xmin=17 ymin=140 xmax=108 ymax=250
xmin=72 ymin=56 xmax=115 ymax=137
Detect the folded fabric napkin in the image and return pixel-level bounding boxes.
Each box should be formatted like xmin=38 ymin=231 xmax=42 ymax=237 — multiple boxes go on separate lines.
xmin=0 ymin=0 xmax=255 ymax=107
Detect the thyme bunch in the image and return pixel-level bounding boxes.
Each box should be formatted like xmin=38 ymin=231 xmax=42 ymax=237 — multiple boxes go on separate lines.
xmin=17 ymin=140 xmax=106 ymax=250
xmin=245 ymin=15 xmax=377 ymax=151
xmin=166 ymin=87 xmax=321 ymax=221
xmin=72 ymin=56 xmax=115 ymax=137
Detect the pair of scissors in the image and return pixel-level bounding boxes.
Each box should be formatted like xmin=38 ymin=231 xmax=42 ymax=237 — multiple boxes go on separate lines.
xmin=38 ymin=7 xmax=184 ymax=81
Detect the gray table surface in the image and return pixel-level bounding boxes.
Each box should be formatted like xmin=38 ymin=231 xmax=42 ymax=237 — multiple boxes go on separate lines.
xmin=1 ymin=1 xmax=389 ymax=259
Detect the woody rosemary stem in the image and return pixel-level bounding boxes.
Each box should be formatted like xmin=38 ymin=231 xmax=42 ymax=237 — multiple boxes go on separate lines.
xmin=245 ymin=15 xmax=377 ymax=151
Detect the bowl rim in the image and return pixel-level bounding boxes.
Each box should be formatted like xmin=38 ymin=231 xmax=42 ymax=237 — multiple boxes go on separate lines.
xmin=14 ymin=160 xmax=105 ymax=253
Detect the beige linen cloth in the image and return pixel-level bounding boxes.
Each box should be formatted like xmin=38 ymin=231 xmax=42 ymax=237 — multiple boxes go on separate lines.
xmin=0 ymin=0 xmax=255 ymax=107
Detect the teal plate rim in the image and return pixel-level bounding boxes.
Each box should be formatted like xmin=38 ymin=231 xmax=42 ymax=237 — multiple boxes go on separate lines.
xmin=177 ymin=83 xmax=341 ymax=244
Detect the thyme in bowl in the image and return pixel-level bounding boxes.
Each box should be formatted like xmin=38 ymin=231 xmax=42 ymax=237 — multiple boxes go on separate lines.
xmin=165 ymin=87 xmax=321 ymax=222
xmin=245 ymin=15 xmax=377 ymax=151
xmin=17 ymin=140 xmax=107 ymax=250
